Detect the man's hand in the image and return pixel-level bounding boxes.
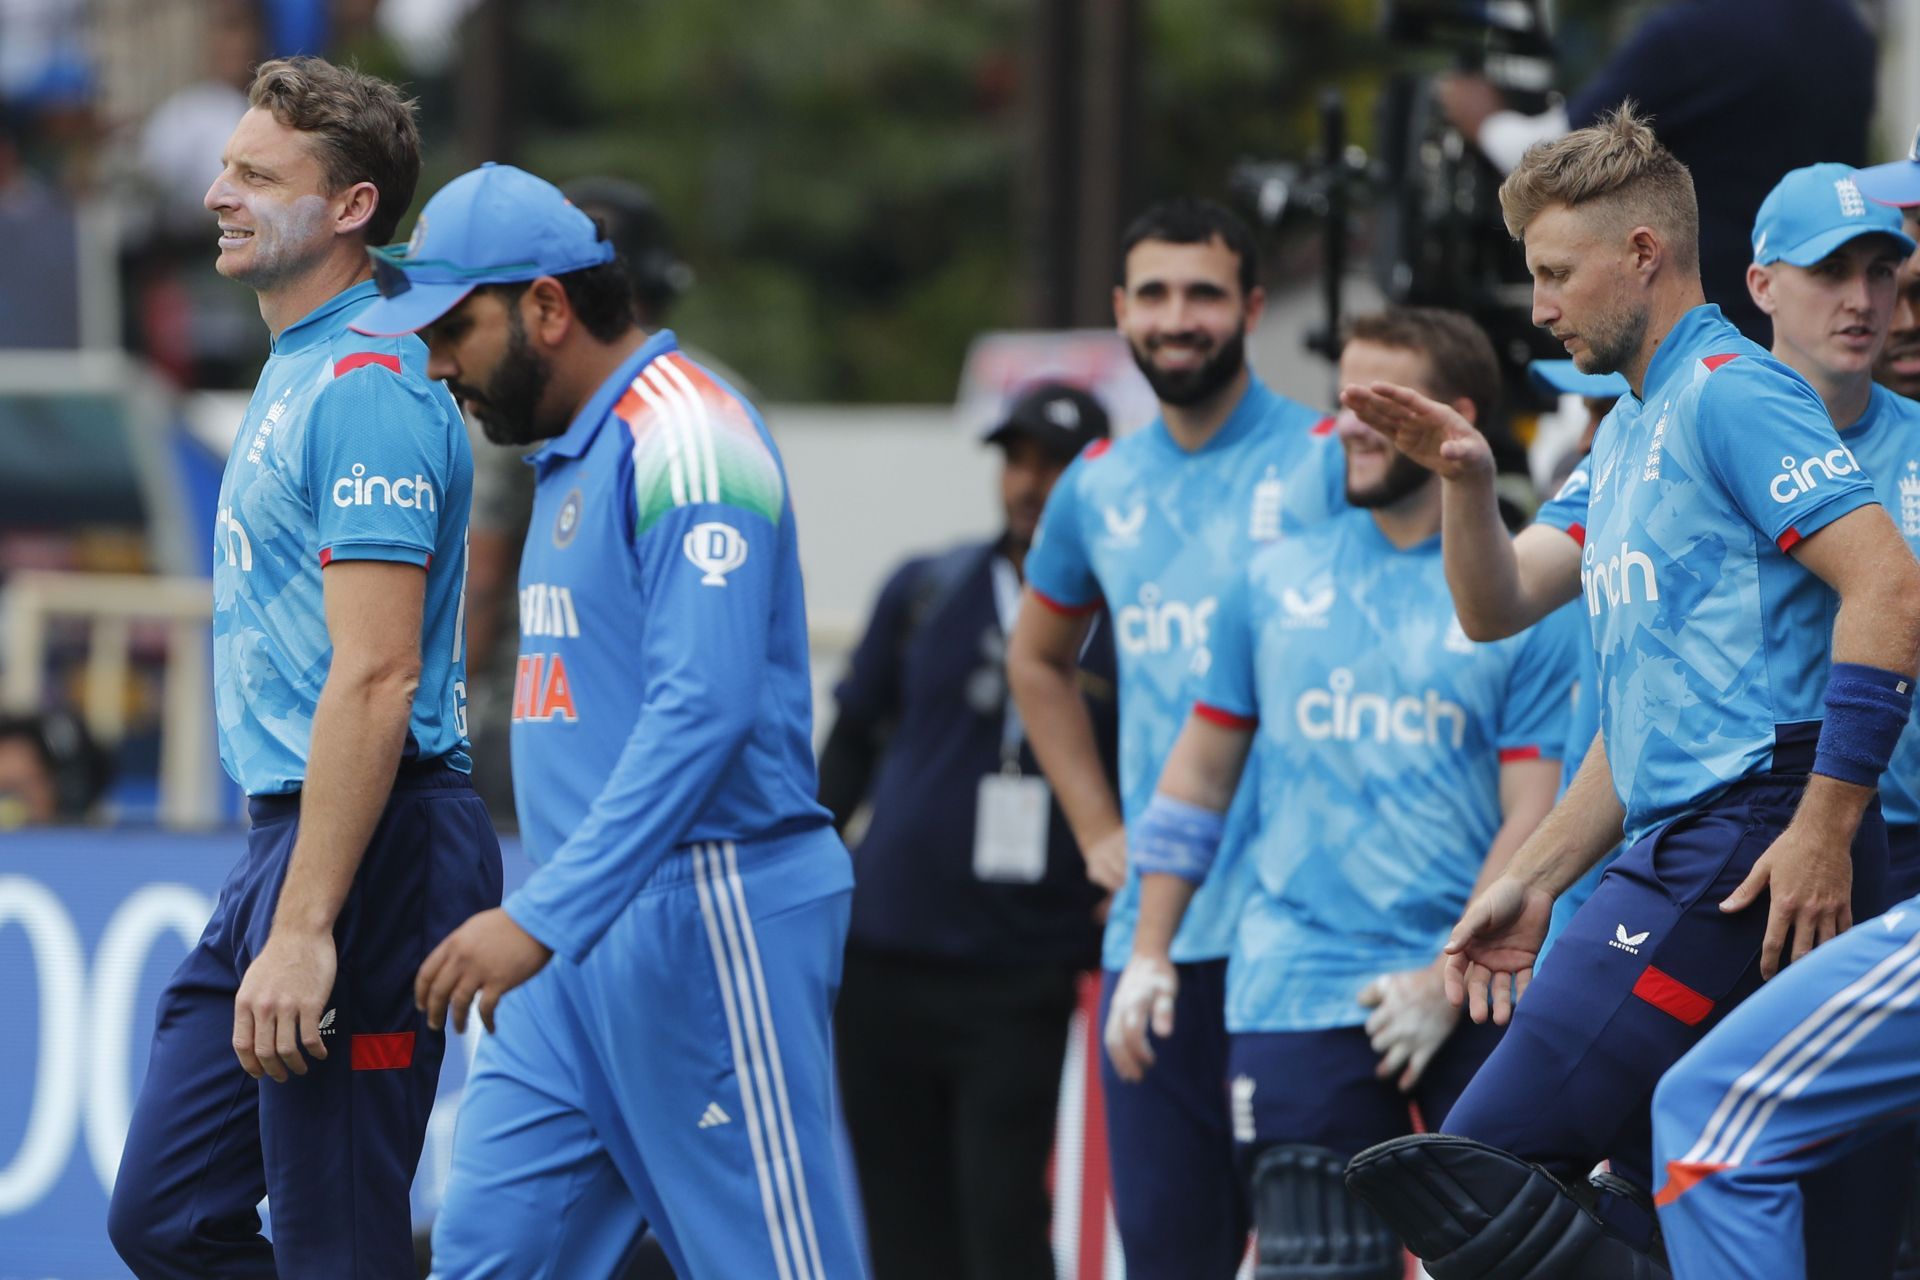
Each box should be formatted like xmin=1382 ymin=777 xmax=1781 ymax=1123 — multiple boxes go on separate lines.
xmin=1104 ymin=954 xmax=1178 ymax=1083
xmin=1339 ymin=383 xmax=1495 ymax=481
xmin=1443 ymin=875 xmax=1556 ymax=1026
xmin=1435 ymin=72 xmax=1507 ymax=142
xmin=1358 ymin=962 xmax=1460 ymax=1092
xmin=415 ymin=908 xmax=554 ymax=1034
xmin=234 ymin=929 xmax=337 ymax=1083
xmin=1082 ymin=826 xmax=1128 ymax=892
xmin=1721 ymin=821 xmax=1854 ymax=980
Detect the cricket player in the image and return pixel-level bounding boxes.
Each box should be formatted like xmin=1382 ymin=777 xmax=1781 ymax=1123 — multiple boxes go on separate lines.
xmin=1008 ymin=196 xmax=1346 ymax=1276
xmin=353 ymin=162 xmax=865 ymax=1280
xmin=1649 ymin=160 xmax=1920 ymax=1279
xmin=1336 ymin=108 xmax=1920 ymax=1278
xmin=107 ymin=58 xmax=500 ymax=1279
xmin=1104 ymin=307 xmax=1579 ymax=1277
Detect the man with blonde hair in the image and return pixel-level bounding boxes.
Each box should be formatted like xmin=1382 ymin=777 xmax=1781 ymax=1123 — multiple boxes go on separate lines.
xmin=1338 ymin=107 xmax=1920 ymax=1278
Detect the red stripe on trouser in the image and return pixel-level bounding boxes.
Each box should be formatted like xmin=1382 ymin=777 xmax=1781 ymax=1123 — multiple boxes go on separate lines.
xmin=350 ymin=1032 xmax=416 ymax=1070
xmin=1632 ymin=966 xmax=1714 ymax=1026
xmin=1077 ymin=974 xmax=1109 ymax=1279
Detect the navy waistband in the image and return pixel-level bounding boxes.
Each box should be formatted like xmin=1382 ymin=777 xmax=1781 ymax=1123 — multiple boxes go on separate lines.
xmin=247 ymin=757 xmax=471 ymax=824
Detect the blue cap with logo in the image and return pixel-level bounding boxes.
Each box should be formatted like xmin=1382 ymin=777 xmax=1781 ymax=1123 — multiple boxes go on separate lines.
xmin=1854 ymin=122 xmax=1920 ymax=209
xmin=1528 ymin=359 xmax=1628 ymax=400
xmin=1751 ymin=162 xmax=1916 ymax=267
xmin=352 ymin=162 xmax=616 ymax=337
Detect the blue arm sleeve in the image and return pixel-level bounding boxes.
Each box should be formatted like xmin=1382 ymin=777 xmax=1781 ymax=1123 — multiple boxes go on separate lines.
xmin=1498 ymin=602 xmax=1583 ymax=762
xmin=304 ymin=359 xmax=450 ymax=566
xmin=1025 ymin=456 xmax=1101 ymax=611
xmin=1196 ymin=570 xmax=1259 ymax=724
xmin=504 ymin=500 xmax=780 ymax=959
xmin=1697 ymin=366 xmax=1879 ymax=550
xmin=1534 ymin=457 xmax=1593 ymax=542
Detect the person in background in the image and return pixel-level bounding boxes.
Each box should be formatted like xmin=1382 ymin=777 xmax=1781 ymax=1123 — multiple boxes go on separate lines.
xmin=1437 ymin=0 xmax=1875 ymax=341
xmin=822 ymin=380 xmax=1116 ymax=1280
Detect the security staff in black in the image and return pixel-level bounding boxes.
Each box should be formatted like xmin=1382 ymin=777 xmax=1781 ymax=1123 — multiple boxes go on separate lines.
xmin=821 ymin=382 xmax=1119 ymax=1280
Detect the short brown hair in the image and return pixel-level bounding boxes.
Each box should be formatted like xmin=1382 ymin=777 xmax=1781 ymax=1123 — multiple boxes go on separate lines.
xmin=1342 ymin=307 xmax=1502 ymax=427
xmin=247 ymin=56 xmax=422 ymax=247
xmin=1498 ymin=103 xmax=1699 ymax=272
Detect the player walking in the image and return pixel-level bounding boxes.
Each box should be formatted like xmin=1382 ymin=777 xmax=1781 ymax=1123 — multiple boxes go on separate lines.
xmin=355 ymin=162 xmax=866 ymax=1280
xmin=1104 ymin=307 xmax=1579 ymax=1277
xmin=1009 ymin=196 xmax=1345 ymax=1276
xmin=1337 ymin=108 xmax=1920 ymax=1279
xmin=107 ymin=58 xmax=500 ymax=1279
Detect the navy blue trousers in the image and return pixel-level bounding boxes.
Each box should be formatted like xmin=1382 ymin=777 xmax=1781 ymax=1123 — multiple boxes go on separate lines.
xmin=1098 ymin=958 xmax=1247 ymax=1280
xmin=107 ymin=768 xmax=501 ymax=1279
xmin=1443 ymin=774 xmax=1903 ymax=1275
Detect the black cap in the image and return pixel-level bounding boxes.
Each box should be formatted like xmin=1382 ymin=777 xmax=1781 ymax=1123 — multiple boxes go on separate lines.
xmin=984 ymin=381 xmax=1110 ymax=460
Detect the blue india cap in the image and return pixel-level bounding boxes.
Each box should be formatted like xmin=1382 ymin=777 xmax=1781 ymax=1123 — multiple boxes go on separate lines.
xmin=352 ymin=162 xmax=616 ymax=337
xmin=1528 ymin=359 xmax=1628 ymax=399
xmin=1854 ymin=122 xmax=1920 ymax=208
xmin=1751 ymin=162 xmax=1916 ymax=268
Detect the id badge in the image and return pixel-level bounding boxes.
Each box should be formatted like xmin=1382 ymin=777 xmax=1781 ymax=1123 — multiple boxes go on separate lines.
xmin=973 ymin=772 xmax=1051 ymax=884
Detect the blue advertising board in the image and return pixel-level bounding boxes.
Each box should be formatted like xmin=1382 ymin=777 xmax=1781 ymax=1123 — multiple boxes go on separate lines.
xmin=0 ymin=828 xmax=528 ymax=1280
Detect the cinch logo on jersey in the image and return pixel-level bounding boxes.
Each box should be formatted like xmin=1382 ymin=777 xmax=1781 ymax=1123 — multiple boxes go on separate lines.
xmin=512 ymin=652 xmax=578 ymax=722
xmin=1582 ymin=540 xmax=1661 ymax=617
xmin=215 ymin=506 xmax=252 ymax=571
xmin=1770 ymin=447 xmax=1863 ymax=504
xmin=1294 ymin=668 xmax=1468 ymax=748
xmin=331 ymin=463 xmax=439 ymax=511
xmin=1115 ymin=583 xmax=1216 ymax=656
xmin=520 ymin=583 xmax=581 ymax=638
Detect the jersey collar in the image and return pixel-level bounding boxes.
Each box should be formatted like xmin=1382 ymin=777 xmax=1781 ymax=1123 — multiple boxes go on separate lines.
xmin=1151 ymin=374 xmax=1272 ymax=457
xmin=1636 ymin=303 xmax=1739 ymax=405
xmin=271 ymin=280 xmax=382 ymax=356
xmin=531 ymin=329 xmax=683 ymax=464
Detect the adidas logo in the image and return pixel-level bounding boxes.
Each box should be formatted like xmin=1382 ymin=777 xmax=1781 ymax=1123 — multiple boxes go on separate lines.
xmin=698 ymin=1102 xmax=731 ymax=1129
xmin=319 ymin=1008 xmax=338 ymax=1037
xmin=1609 ymin=924 xmax=1651 ymax=956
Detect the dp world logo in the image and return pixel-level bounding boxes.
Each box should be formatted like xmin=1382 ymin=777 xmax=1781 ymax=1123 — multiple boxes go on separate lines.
xmin=683 ymin=522 xmax=749 ymax=586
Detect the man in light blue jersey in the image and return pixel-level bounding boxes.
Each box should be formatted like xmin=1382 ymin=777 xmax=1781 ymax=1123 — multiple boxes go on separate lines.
xmin=1104 ymin=307 xmax=1578 ymax=1277
xmin=107 ymin=58 xmax=502 ymax=1280
xmin=1645 ymin=161 xmax=1920 ymax=1278
xmin=1335 ymin=108 xmax=1920 ymax=1280
xmin=355 ymin=162 xmax=864 ymax=1280
xmin=1009 ymin=197 xmax=1344 ymax=1276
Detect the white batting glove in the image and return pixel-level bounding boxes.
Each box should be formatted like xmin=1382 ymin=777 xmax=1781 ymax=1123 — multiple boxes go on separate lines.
xmin=1358 ymin=964 xmax=1459 ymax=1093
xmin=1104 ymin=954 xmax=1178 ymax=1084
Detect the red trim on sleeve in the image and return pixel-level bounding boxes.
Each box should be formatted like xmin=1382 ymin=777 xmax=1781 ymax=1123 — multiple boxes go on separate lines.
xmin=1700 ymin=353 xmax=1741 ymax=372
xmin=1777 ymin=527 xmax=1804 ymax=553
xmin=1498 ymin=745 xmax=1544 ymax=763
xmin=1032 ymin=589 xmax=1101 ymax=617
xmin=350 ymin=1031 xmax=416 ymax=1070
xmin=1633 ymin=966 xmax=1714 ymax=1026
xmin=318 ymin=547 xmax=334 ymax=567
xmin=335 ymin=351 xmax=402 ymax=378
xmin=1083 ymin=439 xmax=1112 ymax=461
xmin=1564 ymin=522 xmax=1586 ymax=549
xmin=1310 ymin=415 xmax=1337 ymax=436
xmin=1194 ymin=702 xmax=1259 ymax=731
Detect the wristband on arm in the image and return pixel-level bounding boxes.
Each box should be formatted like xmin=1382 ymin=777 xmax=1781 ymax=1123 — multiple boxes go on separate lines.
xmin=1813 ymin=662 xmax=1915 ymax=788
xmin=1131 ymin=792 xmax=1228 ymax=884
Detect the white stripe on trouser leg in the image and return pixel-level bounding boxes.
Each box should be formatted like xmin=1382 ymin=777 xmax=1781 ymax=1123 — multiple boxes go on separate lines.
xmin=1682 ymin=927 xmax=1920 ymax=1165
xmin=693 ymin=843 xmax=799 ymax=1280
xmin=1724 ymin=940 xmax=1920 ymax=1165
xmin=721 ymin=839 xmax=830 ymax=1280
xmin=630 ymin=375 xmax=689 ymax=506
xmin=705 ymin=841 xmax=817 ymax=1279
xmin=658 ymin=355 xmax=722 ymax=502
